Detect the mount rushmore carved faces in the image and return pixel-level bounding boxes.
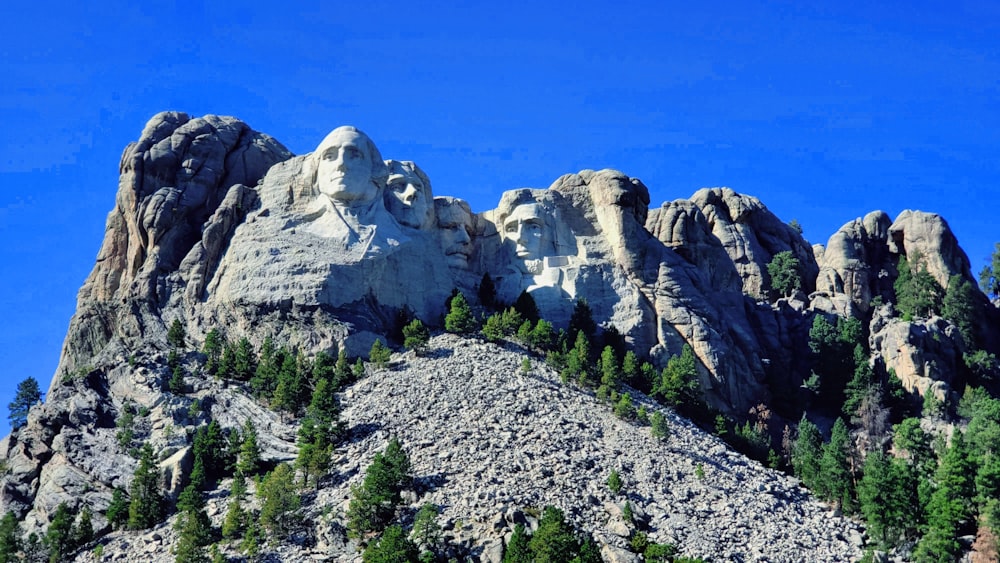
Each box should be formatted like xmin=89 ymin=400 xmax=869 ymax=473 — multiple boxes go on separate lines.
xmin=504 ymin=202 xmax=550 ymax=263
xmin=314 ymin=126 xmax=389 ymax=209
xmin=435 ymin=197 xmax=474 ymax=268
xmin=384 ymin=160 xmax=434 ymax=230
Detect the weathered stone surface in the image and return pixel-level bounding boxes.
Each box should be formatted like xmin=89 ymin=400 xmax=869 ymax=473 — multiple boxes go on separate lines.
xmin=869 ymin=305 xmax=966 ymax=397
xmin=686 ymin=187 xmax=818 ymax=300
xmin=888 ymin=209 xmax=974 ymax=289
xmin=814 ymin=211 xmax=894 ymax=316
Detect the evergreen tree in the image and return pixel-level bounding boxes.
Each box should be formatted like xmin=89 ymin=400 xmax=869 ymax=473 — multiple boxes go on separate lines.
xmin=767 ymin=250 xmax=802 ymax=298
xmin=858 ymin=450 xmax=918 ymax=548
xmin=791 ymin=415 xmax=823 ymax=490
xmin=105 ymin=488 xmax=129 ymax=530
xmin=503 ymin=523 xmax=532 ymax=563
xmin=222 ymin=471 xmax=248 ymax=540
xmin=410 ymin=503 xmax=441 ymax=554
xmin=347 ymin=440 xmax=411 ymax=538
xmin=528 ymin=506 xmax=581 ymax=563
xmin=656 ymin=344 xmax=701 ymax=408
xmin=650 ymin=411 xmax=670 ymax=442
xmin=607 ymin=470 xmax=623 ymax=495
xmin=599 ymin=345 xmax=622 ymax=393
xmin=402 ymin=319 xmax=431 ymax=355
xmin=237 ymin=420 xmax=261 ymax=476
xmin=273 ymin=350 xmax=306 ymax=414
xmin=362 ymin=524 xmax=419 ymax=563
xmin=444 ymin=292 xmax=477 ymax=334
xmin=979 ymin=242 xmax=1000 ymax=299
xmin=568 ymin=297 xmax=596 ymax=339
xmin=44 ymin=502 xmax=75 ymax=563
xmin=174 ymin=506 xmax=211 ymax=563
xmin=478 ymin=272 xmax=497 ymax=311
xmin=843 ymin=344 xmax=875 ymax=418
xmin=168 ymin=319 xmax=187 ymax=349
xmin=258 ymin=463 xmax=301 ymax=536
xmin=0 ymin=511 xmax=20 ymax=563
xmin=369 ymin=339 xmax=392 ymax=370
xmin=217 ymin=342 xmax=236 ymax=379
xmin=169 ymin=364 xmax=186 ymax=394
xmin=128 ymin=443 xmax=165 ymax=530
xmin=234 ymin=337 xmax=257 ymax=382
xmin=895 ymin=253 xmax=943 ymax=320
xmin=8 ymin=376 xmax=42 ymax=430
xmin=512 ymin=290 xmax=539 ymax=323
xmin=529 ymin=320 xmax=555 ymax=350
xmin=202 ymin=329 xmax=224 ymax=375
xmin=818 ymin=418 xmax=854 ymax=511
xmin=73 ymin=507 xmax=94 ymax=548
xmin=916 ymin=428 xmax=975 ymax=562
xmin=942 ymin=274 xmax=977 ymax=346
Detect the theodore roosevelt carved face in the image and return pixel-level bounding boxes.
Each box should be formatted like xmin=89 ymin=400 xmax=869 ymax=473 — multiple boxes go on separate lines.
xmin=435 ymin=198 xmax=474 ymax=268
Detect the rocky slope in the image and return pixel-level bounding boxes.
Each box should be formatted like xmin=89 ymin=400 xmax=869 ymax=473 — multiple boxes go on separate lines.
xmin=71 ymin=334 xmax=865 ymax=562
xmin=2 ymin=111 xmax=998 ymax=561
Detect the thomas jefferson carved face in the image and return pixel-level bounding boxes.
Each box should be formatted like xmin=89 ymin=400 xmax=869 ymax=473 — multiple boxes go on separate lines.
xmin=315 ymin=127 xmax=380 ymax=206
xmin=436 ymin=199 xmax=474 ymax=268
xmin=385 ymin=160 xmax=433 ymax=229
xmin=503 ymin=203 xmax=547 ymax=260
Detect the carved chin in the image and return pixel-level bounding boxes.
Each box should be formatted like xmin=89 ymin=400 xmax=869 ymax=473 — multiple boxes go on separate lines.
xmin=445 ymin=252 xmax=470 ymax=267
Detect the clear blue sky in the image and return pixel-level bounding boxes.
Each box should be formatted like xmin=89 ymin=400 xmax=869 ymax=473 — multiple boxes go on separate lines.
xmin=1 ymin=1 xmax=998 ymax=434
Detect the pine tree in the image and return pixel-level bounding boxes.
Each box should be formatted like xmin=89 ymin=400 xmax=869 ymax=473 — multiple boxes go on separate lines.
xmin=127 ymin=443 xmax=165 ymax=530
xmin=766 ymin=250 xmax=802 ymax=298
xmin=528 ymin=506 xmax=581 ymax=563
xmin=168 ymin=319 xmax=187 ymax=349
xmin=792 ymin=415 xmax=823 ymax=490
xmin=599 ymin=345 xmax=621 ymax=392
xmin=979 ymin=242 xmax=1000 ymax=299
xmin=44 ymin=502 xmax=75 ymax=563
xmin=942 ymin=274 xmax=977 ymax=346
xmin=656 ymin=344 xmax=700 ymax=408
xmin=8 ymin=376 xmax=42 ymax=431
xmin=410 ymin=503 xmax=441 ymax=553
xmin=362 ymin=525 xmax=419 ymax=563
xmin=512 ymin=290 xmax=540 ymax=323
xmin=169 ymin=364 xmax=186 ymax=394
xmin=916 ymin=428 xmax=975 ymax=562
xmin=273 ymin=350 xmax=306 ymax=414
xmin=258 ymin=463 xmax=301 ymax=536
xmin=607 ymin=470 xmax=623 ymax=495
xmin=503 ymin=523 xmax=532 ymax=563
xmin=202 ymin=329 xmax=223 ymax=375
xmin=444 ymin=292 xmax=477 ymax=334
xmin=234 ymin=336 xmax=257 ymax=381
xmin=818 ymin=418 xmax=854 ymax=511
xmin=106 ymin=488 xmax=129 ymax=530
xmin=0 ymin=511 xmax=20 ymax=563
xmin=217 ymin=342 xmax=236 ymax=379
xmin=222 ymin=472 xmax=248 ymax=540
xmin=73 ymin=507 xmax=94 ymax=547
xmin=402 ymin=319 xmax=431 ymax=355
xmin=237 ymin=420 xmax=261 ymax=476
xmin=568 ymin=297 xmax=596 ymax=339
xmin=369 ymin=339 xmax=391 ymax=370
xmin=478 ymin=272 xmax=497 ymax=311
xmin=650 ymin=411 xmax=670 ymax=442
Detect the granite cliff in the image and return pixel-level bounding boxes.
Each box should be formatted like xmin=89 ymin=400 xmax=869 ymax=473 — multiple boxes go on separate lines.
xmin=2 ymin=112 xmax=998 ymax=561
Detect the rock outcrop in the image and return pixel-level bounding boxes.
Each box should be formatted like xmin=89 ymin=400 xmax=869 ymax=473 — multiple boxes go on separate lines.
xmin=813 ymin=211 xmax=895 ymax=316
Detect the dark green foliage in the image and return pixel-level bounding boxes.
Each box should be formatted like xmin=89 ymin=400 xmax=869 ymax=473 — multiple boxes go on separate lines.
xmin=169 ymin=364 xmax=186 ymax=394
xmin=273 ymin=350 xmax=310 ymax=415
xmin=894 ymin=253 xmax=943 ymax=320
xmin=402 ymin=319 xmax=430 ymax=354
xmin=347 ymin=439 xmax=411 ymax=538
xmin=843 ymin=344 xmax=875 ymax=418
xmin=650 ymin=410 xmax=669 ymax=442
xmin=73 ymin=506 xmax=93 ymax=547
xmin=222 ymin=471 xmax=248 ymax=540
xmin=251 ymin=338 xmax=280 ymax=398
xmin=599 ymin=345 xmax=622 ymax=392
xmin=202 ymin=329 xmax=224 ymax=375
xmin=503 ymin=523 xmax=531 ymax=563
xmin=942 ymin=274 xmax=977 ymax=346
xmin=818 ymin=418 xmax=854 ymax=511
xmin=613 ymin=393 xmax=635 ymax=420
xmin=106 ymin=488 xmax=129 ymax=530
xmin=512 ymin=290 xmax=539 ymax=323
xmin=362 ymin=524 xmax=419 ymax=563
xmin=563 ymin=330 xmax=592 ymax=386
xmin=168 ymin=319 xmax=187 ymax=349
xmin=528 ymin=506 xmax=585 ymax=563
xmin=174 ymin=481 xmax=212 ymax=563
xmin=529 ymin=319 xmax=556 ymax=350
xmin=858 ymin=450 xmax=920 ymax=548
xmin=767 ymin=250 xmax=802 ymax=298
xmin=791 ymin=415 xmax=822 ymax=490
xmin=258 ymin=463 xmax=301 ymax=536
xmin=0 ymin=511 xmax=21 ymax=563
xmin=568 ymin=297 xmax=596 ymax=339
xmin=607 ymin=469 xmax=623 ymax=495
xmin=643 ymin=541 xmax=679 ymax=562
xmin=410 ymin=502 xmax=441 ymax=552
xmin=655 ymin=344 xmax=701 ymax=408
xmin=192 ymin=421 xmax=228 ymax=485
xmin=128 ymin=443 xmax=165 ymax=530
xmin=979 ymin=242 xmax=1000 ymax=298
xmin=807 ymin=314 xmax=865 ymax=408
xmin=483 ymin=308 xmax=525 ymax=342
xmin=478 ymin=272 xmax=497 ymax=311
xmin=217 ymin=342 xmax=236 ymax=379
xmin=44 ymin=502 xmax=74 ymax=563
xmin=233 ymin=337 xmax=256 ymax=381
xmin=296 ymin=414 xmax=333 ymax=489
xmin=444 ymin=292 xmax=478 ymax=334
xmin=965 ymin=350 xmax=1000 ymax=383
xmin=237 ymin=420 xmax=261 ymax=477
xmin=8 ymin=376 xmax=41 ymax=431
xmin=369 ymin=339 xmax=392 ymax=370
xmin=915 ymin=428 xmax=975 ymax=562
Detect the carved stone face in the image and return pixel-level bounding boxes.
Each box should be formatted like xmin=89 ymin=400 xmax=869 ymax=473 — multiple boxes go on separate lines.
xmin=315 ymin=128 xmax=378 ymax=205
xmin=436 ymin=200 xmax=474 ymax=268
xmin=503 ymin=203 xmax=547 ymax=260
xmin=385 ymin=161 xmax=433 ymax=229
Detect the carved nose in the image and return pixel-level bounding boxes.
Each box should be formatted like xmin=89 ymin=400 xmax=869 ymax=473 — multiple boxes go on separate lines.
xmin=456 ymin=228 xmax=471 ymax=244
xmin=402 ymin=186 xmax=417 ymax=203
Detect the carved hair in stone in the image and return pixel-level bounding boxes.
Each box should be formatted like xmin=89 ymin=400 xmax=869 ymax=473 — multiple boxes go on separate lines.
xmin=496 ymin=190 xmax=562 ymax=275
xmin=384 ymin=160 xmax=435 ymax=230
xmin=435 ymin=197 xmax=474 ymax=268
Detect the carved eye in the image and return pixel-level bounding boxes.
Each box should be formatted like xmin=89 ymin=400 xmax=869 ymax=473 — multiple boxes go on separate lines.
xmin=344 ymin=146 xmax=364 ymax=160
xmin=505 ymin=223 xmax=518 ymax=233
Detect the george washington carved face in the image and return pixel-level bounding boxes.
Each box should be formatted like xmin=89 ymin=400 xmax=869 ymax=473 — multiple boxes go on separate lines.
xmin=314 ymin=126 xmax=386 ymax=207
